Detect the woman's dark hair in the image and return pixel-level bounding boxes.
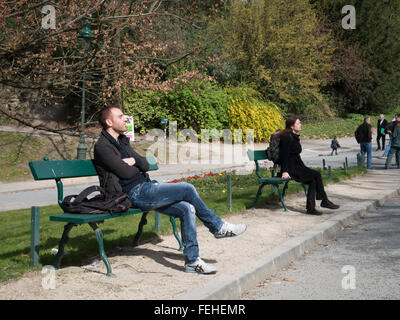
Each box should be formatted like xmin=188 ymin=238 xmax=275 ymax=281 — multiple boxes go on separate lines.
xmin=278 ymin=115 xmax=299 ymax=137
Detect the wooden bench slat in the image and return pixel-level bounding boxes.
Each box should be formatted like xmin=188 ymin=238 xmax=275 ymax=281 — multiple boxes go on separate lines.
xmin=247 ymin=149 xmax=267 ymax=161
xmin=29 ymin=160 xmax=98 ymax=180
xmin=260 ymin=178 xmax=291 ymax=184
xmin=29 ymin=156 xmax=158 ymax=181
xmin=49 ymin=208 xmax=143 ymax=223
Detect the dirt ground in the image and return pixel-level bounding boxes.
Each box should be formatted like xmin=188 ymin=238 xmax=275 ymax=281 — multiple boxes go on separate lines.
xmin=0 ymin=169 xmax=398 ymax=300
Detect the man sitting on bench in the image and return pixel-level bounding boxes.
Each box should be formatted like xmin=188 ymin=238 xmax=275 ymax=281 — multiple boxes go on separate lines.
xmin=94 ymin=106 xmax=247 ymax=274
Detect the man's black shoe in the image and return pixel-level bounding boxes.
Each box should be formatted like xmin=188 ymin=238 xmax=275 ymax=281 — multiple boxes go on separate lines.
xmin=321 ymin=199 xmax=340 ymax=210
xmin=306 ymin=208 xmax=323 ymax=215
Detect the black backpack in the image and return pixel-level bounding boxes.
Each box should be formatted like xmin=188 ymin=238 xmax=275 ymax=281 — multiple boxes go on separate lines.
xmin=265 ymin=131 xmax=281 ymax=164
xmin=61 ymin=185 xmax=132 ymax=214
xmin=355 ymin=126 xmax=362 ymax=144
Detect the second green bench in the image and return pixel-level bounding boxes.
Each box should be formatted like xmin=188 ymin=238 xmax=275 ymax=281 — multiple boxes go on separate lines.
xmin=247 ymin=150 xmax=307 ymax=211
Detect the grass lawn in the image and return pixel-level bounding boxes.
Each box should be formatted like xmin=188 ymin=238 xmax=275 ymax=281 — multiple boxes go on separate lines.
xmin=0 ymin=165 xmax=366 ymax=283
xmin=301 ymin=112 xmax=399 ymax=140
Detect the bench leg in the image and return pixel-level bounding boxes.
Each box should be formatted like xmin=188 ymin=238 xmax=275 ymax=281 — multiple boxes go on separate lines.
xmin=89 ymin=223 xmax=115 ymax=278
xmin=170 ymin=216 xmax=184 ymax=251
xmin=53 ymin=223 xmax=76 ymax=270
xmin=251 ymin=183 xmax=267 ymax=209
xmin=282 ymin=181 xmax=289 ymax=198
xmin=302 ymin=183 xmax=308 ymax=196
xmin=277 ymin=184 xmax=288 ymax=212
xmin=133 ymin=211 xmax=149 ymax=247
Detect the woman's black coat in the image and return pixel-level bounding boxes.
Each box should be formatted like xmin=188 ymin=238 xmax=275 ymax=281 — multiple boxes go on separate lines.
xmin=279 ymin=132 xmax=317 ymax=184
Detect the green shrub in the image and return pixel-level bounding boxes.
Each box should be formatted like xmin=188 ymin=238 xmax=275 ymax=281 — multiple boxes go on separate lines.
xmin=227 ymin=87 xmax=285 ymax=142
xmin=124 ymin=80 xmax=229 ymax=134
xmin=158 ymin=79 xmax=229 ymax=132
xmin=124 ymin=89 xmax=167 ymax=135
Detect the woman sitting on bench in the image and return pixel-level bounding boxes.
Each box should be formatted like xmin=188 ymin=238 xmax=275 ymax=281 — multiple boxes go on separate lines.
xmin=278 ymin=116 xmax=340 ymax=215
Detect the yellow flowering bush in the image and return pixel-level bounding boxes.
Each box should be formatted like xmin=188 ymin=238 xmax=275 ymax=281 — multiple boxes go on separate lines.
xmin=227 ymin=87 xmax=285 ymax=142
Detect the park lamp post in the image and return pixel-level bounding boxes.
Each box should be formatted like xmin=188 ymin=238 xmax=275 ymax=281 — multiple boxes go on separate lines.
xmin=76 ymin=19 xmax=94 ymax=160
xmin=160 ymin=117 xmax=168 ymax=164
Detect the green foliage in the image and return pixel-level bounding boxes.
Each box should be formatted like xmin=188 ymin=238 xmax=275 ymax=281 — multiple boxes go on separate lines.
xmin=220 ymin=0 xmax=335 ymax=115
xmin=124 ymin=79 xmax=229 ymax=133
xmin=124 ymin=89 xmax=167 ymax=135
xmin=158 ymin=79 xmax=229 ymax=131
xmin=227 ymin=87 xmax=285 ymax=142
xmin=315 ymin=0 xmax=400 ymax=113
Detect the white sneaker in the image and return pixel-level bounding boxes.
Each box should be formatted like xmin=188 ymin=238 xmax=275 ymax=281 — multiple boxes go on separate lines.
xmin=214 ymin=222 xmax=247 ymax=239
xmin=184 ymin=258 xmax=217 ymax=274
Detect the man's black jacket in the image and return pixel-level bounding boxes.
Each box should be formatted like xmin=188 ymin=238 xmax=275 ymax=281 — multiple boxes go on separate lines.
xmin=355 ymin=123 xmax=372 ymax=143
xmin=377 ymin=119 xmax=388 ymax=135
xmin=94 ymin=129 xmax=150 ymax=195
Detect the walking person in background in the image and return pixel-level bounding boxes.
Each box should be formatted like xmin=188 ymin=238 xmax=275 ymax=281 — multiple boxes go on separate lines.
xmin=330 ymin=136 xmax=341 ymax=156
xmin=383 ymin=114 xmax=400 ymax=165
xmin=355 ymin=117 xmax=372 ymax=169
xmin=384 ymin=120 xmax=400 ymax=169
xmin=376 ymin=114 xmax=387 ymax=151
xmin=381 ymin=116 xmax=397 ymax=158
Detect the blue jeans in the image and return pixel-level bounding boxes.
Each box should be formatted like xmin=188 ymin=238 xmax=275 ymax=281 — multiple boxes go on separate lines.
xmin=360 ymin=142 xmax=372 ymax=169
xmin=128 ymin=181 xmax=224 ymax=264
xmin=383 ymin=135 xmax=392 ymax=156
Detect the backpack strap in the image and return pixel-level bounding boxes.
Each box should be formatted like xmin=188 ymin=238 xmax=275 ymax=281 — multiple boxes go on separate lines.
xmin=74 ymin=185 xmax=105 ymax=203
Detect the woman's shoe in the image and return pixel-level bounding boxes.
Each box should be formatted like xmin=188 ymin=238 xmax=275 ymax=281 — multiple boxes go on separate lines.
xmin=306 ymin=208 xmax=323 ymax=215
xmin=321 ymin=199 xmax=340 ymax=210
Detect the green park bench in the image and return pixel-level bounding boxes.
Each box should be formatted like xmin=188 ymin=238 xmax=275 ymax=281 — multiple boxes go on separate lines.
xmin=247 ymin=150 xmax=307 ymax=211
xmin=28 ymin=156 xmax=183 ymax=277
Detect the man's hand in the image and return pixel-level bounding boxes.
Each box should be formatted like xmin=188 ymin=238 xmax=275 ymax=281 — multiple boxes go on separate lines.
xmin=282 ymin=172 xmax=291 ymax=179
xmin=122 ymin=157 xmax=136 ymax=166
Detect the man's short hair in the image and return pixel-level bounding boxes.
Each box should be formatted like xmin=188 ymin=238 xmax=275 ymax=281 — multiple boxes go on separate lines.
xmin=98 ymin=106 xmax=120 ymax=130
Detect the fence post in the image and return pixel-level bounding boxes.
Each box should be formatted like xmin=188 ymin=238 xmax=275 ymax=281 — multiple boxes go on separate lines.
xmin=30 ymin=206 xmax=40 ymax=267
xmin=323 ymin=159 xmax=326 ymax=170
xmin=357 ymin=153 xmax=361 ymax=167
xmin=227 ymin=173 xmax=232 ymax=211
xmin=328 ymin=166 xmax=332 ymax=179
xmin=155 ymin=212 xmax=161 ymax=233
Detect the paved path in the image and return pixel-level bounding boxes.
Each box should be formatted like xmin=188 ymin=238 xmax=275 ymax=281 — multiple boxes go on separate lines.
xmin=241 ymin=197 xmax=400 ymax=300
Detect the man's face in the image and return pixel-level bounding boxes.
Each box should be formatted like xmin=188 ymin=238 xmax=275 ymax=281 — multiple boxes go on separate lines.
xmin=107 ymin=108 xmax=127 ymax=134
xmin=366 ymin=117 xmax=371 ymax=124
xmin=380 ymin=115 xmax=384 ymax=120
